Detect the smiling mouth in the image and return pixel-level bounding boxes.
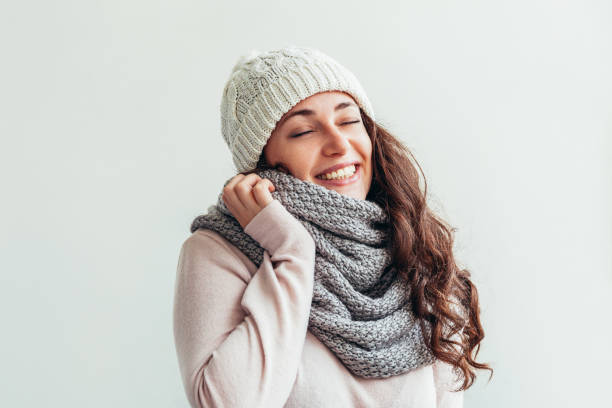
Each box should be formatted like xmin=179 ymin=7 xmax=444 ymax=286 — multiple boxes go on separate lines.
xmin=315 ymin=164 xmax=361 ymax=186
xmin=316 ymin=163 xmax=359 ymax=180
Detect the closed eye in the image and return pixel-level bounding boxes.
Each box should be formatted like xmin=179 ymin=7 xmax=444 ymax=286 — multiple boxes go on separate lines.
xmin=290 ymin=120 xmax=361 ymax=138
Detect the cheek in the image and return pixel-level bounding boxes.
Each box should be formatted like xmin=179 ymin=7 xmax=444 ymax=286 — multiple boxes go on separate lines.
xmin=277 ymin=143 xmax=318 ymax=178
xmin=290 ymin=155 xmax=318 ymax=179
xmin=359 ymin=135 xmax=374 ymax=182
xmin=358 ymin=134 xmax=373 ymax=162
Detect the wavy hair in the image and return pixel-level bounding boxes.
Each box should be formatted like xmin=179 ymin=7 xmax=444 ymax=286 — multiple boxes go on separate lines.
xmin=245 ymin=109 xmax=493 ymax=390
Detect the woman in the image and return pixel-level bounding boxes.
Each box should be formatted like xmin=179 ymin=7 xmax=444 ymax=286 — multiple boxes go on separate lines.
xmin=173 ymin=45 xmax=491 ymax=408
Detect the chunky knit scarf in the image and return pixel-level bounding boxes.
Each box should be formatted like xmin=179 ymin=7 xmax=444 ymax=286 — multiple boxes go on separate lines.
xmin=190 ymin=168 xmax=435 ymax=378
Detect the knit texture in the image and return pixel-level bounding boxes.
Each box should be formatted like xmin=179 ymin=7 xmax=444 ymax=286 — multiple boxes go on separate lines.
xmin=221 ymin=45 xmax=376 ymax=173
xmin=190 ymin=169 xmax=436 ymax=378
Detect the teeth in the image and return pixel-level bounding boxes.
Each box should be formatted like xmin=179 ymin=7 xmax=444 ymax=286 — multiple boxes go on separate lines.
xmin=318 ymin=164 xmax=356 ymax=180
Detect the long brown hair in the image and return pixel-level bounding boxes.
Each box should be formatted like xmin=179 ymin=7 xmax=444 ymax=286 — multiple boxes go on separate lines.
xmin=245 ymin=109 xmax=493 ymax=390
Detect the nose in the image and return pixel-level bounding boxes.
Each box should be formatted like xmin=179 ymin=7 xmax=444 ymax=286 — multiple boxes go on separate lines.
xmin=321 ymin=125 xmax=351 ymax=157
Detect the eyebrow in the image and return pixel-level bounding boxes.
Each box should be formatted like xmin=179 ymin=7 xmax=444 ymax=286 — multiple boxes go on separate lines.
xmin=278 ymin=101 xmax=358 ymax=127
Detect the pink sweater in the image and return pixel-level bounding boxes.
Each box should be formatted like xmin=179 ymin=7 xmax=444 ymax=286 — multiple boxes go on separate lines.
xmin=173 ymin=199 xmax=464 ymax=407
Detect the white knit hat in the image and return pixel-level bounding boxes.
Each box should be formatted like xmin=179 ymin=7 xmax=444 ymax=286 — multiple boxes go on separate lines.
xmin=220 ymin=45 xmax=376 ymax=173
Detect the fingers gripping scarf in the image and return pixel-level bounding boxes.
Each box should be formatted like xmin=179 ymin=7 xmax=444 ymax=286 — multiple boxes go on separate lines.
xmin=190 ymin=168 xmax=436 ymax=378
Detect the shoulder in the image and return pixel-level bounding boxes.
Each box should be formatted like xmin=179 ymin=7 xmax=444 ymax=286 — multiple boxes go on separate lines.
xmin=432 ymin=358 xmax=460 ymax=386
xmin=182 ymin=228 xmax=241 ymax=257
xmin=432 ymin=358 xmax=464 ymax=406
xmin=178 ymin=228 xmax=257 ymax=282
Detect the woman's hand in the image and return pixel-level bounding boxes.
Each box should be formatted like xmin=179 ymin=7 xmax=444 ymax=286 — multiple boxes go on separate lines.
xmin=222 ymin=174 xmax=276 ymax=229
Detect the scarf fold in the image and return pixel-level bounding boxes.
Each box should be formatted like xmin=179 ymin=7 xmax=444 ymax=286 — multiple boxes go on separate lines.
xmin=190 ymin=168 xmax=435 ymax=378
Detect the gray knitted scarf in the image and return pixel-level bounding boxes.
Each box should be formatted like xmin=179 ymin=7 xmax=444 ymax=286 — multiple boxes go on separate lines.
xmin=190 ymin=168 xmax=435 ymax=378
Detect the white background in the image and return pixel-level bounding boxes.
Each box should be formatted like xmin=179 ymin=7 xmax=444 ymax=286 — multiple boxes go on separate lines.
xmin=1 ymin=1 xmax=610 ymax=407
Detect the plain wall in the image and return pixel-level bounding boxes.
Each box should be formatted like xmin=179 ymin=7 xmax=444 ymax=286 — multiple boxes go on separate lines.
xmin=1 ymin=0 xmax=610 ymax=406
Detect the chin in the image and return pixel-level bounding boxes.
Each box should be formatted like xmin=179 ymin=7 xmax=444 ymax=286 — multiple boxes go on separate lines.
xmin=332 ymin=186 xmax=366 ymax=200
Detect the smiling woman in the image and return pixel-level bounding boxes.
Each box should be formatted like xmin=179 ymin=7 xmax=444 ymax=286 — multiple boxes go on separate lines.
xmin=173 ymin=45 xmax=491 ymax=408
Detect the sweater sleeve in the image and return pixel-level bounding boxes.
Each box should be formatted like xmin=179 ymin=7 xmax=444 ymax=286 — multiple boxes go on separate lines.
xmin=433 ymin=358 xmax=464 ymax=408
xmin=173 ymin=199 xmax=316 ymax=408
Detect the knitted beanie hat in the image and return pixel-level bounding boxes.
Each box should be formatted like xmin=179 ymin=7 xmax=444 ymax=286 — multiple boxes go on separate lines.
xmin=220 ymin=45 xmax=376 ymax=173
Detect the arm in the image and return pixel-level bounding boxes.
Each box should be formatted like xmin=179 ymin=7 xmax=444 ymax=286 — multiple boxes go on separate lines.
xmin=173 ymin=200 xmax=316 ymax=408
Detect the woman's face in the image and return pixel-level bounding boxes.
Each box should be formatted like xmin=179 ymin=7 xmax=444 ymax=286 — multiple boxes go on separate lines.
xmin=263 ymin=91 xmax=373 ymax=200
